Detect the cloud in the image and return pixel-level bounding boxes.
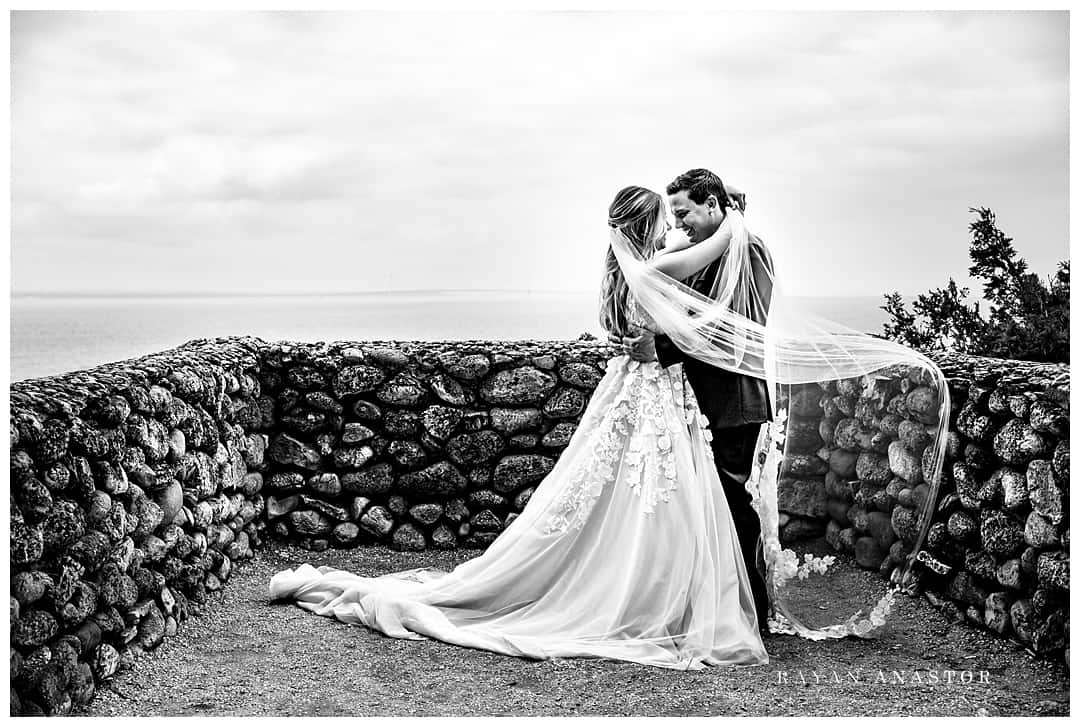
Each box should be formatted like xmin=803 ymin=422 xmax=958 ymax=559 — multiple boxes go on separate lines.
xmin=11 ymin=10 xmax=1068 ymax=296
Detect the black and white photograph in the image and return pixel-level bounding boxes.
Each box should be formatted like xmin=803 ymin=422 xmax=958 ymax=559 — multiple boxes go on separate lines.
xmin=7 ymin=4 xmax=1072 ymax=718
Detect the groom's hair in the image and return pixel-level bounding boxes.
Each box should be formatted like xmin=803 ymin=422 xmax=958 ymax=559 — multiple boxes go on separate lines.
xmin=666 ymin=168 xmax=730 ymax=207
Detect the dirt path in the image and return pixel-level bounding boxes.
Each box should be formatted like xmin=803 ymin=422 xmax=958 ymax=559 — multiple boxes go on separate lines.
xmin=81 ymin=543 xmax=1069 ymax=717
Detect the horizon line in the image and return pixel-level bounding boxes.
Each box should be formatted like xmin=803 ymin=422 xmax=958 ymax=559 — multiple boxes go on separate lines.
xmin=10 ymin=289 xmax=908 ymax=299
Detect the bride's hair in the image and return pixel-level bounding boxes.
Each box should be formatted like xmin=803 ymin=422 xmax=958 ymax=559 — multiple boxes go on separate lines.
xmin=600 ymin=186 xmax=664 ymax=337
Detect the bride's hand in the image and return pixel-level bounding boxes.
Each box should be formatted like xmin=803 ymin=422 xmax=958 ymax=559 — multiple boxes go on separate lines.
xmin=606 ymin=329 xmax=657 ymax=362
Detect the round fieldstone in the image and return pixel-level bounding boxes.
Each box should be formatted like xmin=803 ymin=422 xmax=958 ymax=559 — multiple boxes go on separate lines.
xmin=470 ymin=509 xmax=503 ymax=532
xmin=1026 ymin=459 xmax=1063 ymax=525
xmin=298 ymin=495 xmax=349 ymax=522
xmin=887 ymin=441 xmax=922 ymax=485
xmin=782 ymin=454 xmax=829 ymax=477
xmin=93 ymin=644 xmax=120 ymax=681
xmin=383 ymin=410 xmax=419 ymax=436
xmin=1029 ymin=400 xmax=1067 ymax=436
xmin=287 ymin=510 xmax=333 ymax=536
xmin=468 ymin=489 xmax=509 ymax=509
xmin=542 ymin=388 xmax=586 ymax=418
xmin=154 ymin=479 xmax=184 ymax=523
xmin=1036 ymin=551 xmax=1069 ymax=591
xmin=332 ymin=445 xmax=376 ymax=470
xmin=855 ymin=452 xmax=891 ymax=486
xmin=279 ymin=411 xmax=328 ymax=435
xmin=953 ymin=462 xmax=979 ymax=510
xmin=387 ymin=494 xmax=409 ymax=516
xmin=12 ymin=610 xmax=57 ymax=648
xmin=342 ymin=464 xmax=394 ymax=495
xmin=493 ymin=455 xmax=555 ymax=493
xmin=332 ymin=365 xmax=386 ymax=397
xmin=389 ymin=440 xmax=428 ymax=471
xmin=331 ymin=522 xmax=361 ymax=548
xmin=445 ymin=354 xmax=491 ymax=381
xmin=864 ymin=510 xmax=897 ymax=548
xmin=363 ymin=346 xmax=409 ymax=370
xmin=996 ymin=559 xmax=1024 ymax=590
xmin=41 ymin=499 xmax=86 ymax=552
xmin=905 ymin=386 xmax=941 ymax=424
xmin=559 ymin=363 xmax=603 ymax=389
xmin=408 ymin=503 xmax=444 ymax=526
xmin=398 ymin=461 xmax=468 ymax=497
xmin=541 ymin=422 xmax=577 ymax=448
xmin=304 ymin=391 xmax=344 ymax=414
xmin=489 ymin=408 xmax=542 ymax=435
xmin=777 ymin=478 xmax=827 ymax=518
xmin=999 ymin=467 xmax=1029 ymax=511
xmin=946 ymin=510 xmax=977 ymax=541
xmin=307 ymin=473 xmax=342 ymax=498
xmin=42 ymin=461 xmax=71 ymax=492
xmin=514 ymin=487 xmax=535 ymax=511
xmin=980 ymin=510 xmax=1025 ymax=558
xmin=1024 ymin=511 xmax=1060 ymax=548
xmin=890 ymin=504 xmax=918 ymax=546
xmin=267 ymin=434 xmax=322 ymax=470
xmin=994 ymin=419 xmax=1051 ymax=466
xmin=377 ymin=374 xmax=426 ymax=406
xmin=447 ymin=430 xmax=505 ymax=467
xmin=829 ymin=451 xmax=855 ymax=479
xmin=431 ymin=524 xmax=457 ymax=549
xmin=956 ymin=404 xmax=995 ymax=443
xmin=269 ymin=472 xmax=305 ymax=492
xmin=898 ymin=419 xmax=933 ymax=452
xmin=392 ymin=523 xmax=427 ymax=551
xmin=430 ymin=373 xmax=469 ymax=406
xmin=88 ymin=394 xmax=132 ymax=427
xmin=359 ymin=505 xmax=394 ymax=538
xmin=1051 ymin=438 xmax=1068 ymax=480
xmin=444 ymin=498 xmax=469 ymax=523
xmin=351 ymin=400 xmax=382 ymax=421
xmin=420 ymin=405 xmax=463 ymax=441
xmin=479 ymin=367 xmax=557 ymax=405
xmin=12 ymin=571 xmax=53 ymax=607
xmin=833 ymin=418 xmax=866 ymax=451
xmin=17 ymin=475 xmax=54 ymax=520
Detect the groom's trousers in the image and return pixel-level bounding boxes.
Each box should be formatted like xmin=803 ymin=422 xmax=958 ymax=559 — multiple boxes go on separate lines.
xmin=706 ymin=422 xmax=771 ymax=630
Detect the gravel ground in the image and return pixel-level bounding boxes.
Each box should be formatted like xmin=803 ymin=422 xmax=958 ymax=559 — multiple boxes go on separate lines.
xmin=81 ymin=543 xmax=1070 ymax=717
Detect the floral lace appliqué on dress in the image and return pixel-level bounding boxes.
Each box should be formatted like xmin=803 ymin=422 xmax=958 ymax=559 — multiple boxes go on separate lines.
xmin=541 ymin=296 xmax=714 ymax=535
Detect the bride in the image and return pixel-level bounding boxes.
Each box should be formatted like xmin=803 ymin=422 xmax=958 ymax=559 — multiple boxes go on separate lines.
xmin=268 ymin=185 xmax=771 ymax=670
xmin=269 ymin=180 xmax=951 ymax=667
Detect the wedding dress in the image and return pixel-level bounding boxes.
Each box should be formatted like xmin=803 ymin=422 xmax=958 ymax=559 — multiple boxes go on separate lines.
xmin=269 ymin=348 xmax=768 ymax=671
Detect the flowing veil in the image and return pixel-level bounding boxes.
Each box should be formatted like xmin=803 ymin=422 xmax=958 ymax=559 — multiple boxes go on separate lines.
xmin=609 ymin=206 xmax=951 ymax=640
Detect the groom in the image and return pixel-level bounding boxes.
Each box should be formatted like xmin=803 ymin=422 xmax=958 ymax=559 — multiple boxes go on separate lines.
xmin=612 ymin=168 xmax=774 ymax=630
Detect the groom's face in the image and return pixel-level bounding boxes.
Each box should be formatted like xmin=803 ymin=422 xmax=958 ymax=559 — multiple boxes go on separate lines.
xmin=668 ymin=190 xmax=722 ymax=243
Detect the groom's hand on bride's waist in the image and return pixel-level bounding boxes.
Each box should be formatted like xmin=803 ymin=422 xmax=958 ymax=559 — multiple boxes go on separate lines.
xmin=607 ymin=331 xmax=657 ymax=363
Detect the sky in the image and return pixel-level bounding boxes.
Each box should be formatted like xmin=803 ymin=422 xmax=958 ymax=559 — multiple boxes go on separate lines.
xmin=10 ymin=10 xmax=1069 ymax=298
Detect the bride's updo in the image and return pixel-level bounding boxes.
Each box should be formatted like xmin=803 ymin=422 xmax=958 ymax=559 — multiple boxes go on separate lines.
xmin=600 ymin=186 xmax=664 ymax=338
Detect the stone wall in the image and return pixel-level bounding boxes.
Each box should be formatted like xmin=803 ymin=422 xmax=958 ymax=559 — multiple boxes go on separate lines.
xmin=781 ymin=353 xmax=1070 ymax=658
xmin=257 ymin=339 xmax=611 ymax=551
xmin=9 ymin=336 xmax=1070 ymax=715
xmin=10 ymin=337 xmax=272 ymax=716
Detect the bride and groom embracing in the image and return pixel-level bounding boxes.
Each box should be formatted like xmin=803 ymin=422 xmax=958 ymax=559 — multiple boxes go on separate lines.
xmin=269 ymin=168 xmax=950 ymax=670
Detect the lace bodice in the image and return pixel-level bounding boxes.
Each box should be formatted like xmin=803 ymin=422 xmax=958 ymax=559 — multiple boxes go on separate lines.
xmin=626 ymin=295 xmax=659 ymax=333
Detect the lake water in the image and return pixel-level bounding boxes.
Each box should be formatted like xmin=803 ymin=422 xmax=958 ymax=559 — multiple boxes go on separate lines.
xmin=9 ymin=292 xmax=890 ymax=382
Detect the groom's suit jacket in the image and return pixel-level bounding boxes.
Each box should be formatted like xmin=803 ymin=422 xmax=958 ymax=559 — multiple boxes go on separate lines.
xmin=654 ymin=231 xmax=775 ymax=429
